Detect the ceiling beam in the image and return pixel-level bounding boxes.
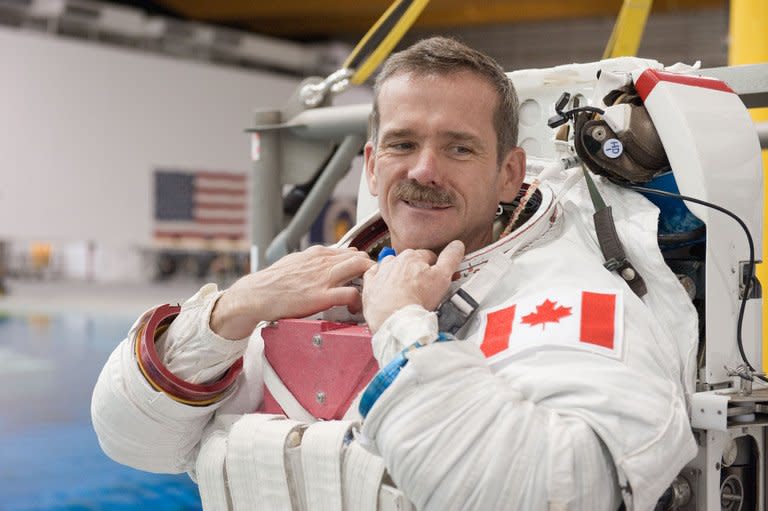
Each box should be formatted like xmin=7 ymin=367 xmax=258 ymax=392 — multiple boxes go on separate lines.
xmin=154 ymin=0 xmax=724 ymax=38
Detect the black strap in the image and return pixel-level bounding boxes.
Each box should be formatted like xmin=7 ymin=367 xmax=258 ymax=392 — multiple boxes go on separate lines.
xmin=582 ymin=167 xmax=647 ymax=298
xmin=594 ymin=207 xmax=647 ymax=297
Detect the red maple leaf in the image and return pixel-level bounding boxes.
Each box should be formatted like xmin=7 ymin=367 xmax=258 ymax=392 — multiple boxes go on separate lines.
xmin=521 ymin=299 xmax=572 ymax=329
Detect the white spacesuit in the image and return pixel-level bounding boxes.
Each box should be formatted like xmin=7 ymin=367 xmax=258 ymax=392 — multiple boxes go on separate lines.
xmin=92 ymin=174 xmax=698 ymax=510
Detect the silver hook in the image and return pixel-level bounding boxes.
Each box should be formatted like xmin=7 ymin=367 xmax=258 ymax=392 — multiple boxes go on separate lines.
xmin=299 ymin=68 xmax=355 ymax=108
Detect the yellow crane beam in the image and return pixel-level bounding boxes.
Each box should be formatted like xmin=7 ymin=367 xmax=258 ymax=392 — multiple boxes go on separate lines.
xmin=729 ymin=0 xmax=768 ymax=370
xmin=602 ymin=0 xmax=653 ymax=58
xmin=154 ymin=0 xmax=723 ymax=37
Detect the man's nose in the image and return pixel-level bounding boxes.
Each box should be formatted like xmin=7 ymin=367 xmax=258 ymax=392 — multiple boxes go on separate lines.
xmin=407 ymin=147 xmax=441 ymax=186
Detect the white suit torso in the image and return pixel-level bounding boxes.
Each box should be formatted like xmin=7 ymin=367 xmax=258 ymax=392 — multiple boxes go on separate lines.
xmin=92 ymin=176 xmax=698 ymax=510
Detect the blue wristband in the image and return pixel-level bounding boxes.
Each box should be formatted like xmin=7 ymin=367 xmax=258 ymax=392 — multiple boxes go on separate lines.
xmin=359 ymin=332 xmax=452 ymax=418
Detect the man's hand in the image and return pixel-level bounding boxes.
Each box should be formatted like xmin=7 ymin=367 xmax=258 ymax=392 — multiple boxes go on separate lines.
xmin=363 ymin=240 xmax=465 ymax=333
xmin=211 ymin=246 xmax=374 ymax=340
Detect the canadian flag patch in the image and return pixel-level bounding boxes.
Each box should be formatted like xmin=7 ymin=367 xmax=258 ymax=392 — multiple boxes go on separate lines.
xmin=479 ymin=289 xmax=624 ymax=360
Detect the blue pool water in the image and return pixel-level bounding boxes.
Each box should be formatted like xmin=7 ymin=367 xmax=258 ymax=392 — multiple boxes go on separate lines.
xmin=0 ymin=313 xmax=202 ymax=511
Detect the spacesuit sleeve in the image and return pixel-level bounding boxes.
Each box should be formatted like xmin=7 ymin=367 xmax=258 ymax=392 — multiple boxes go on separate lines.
xmin=91 ymin=283 xmax=252 ymax=474
xmin=154 ymin=283 xmax=249 ymax=383
xmin=361 ymin=307 xmax=622 ymax=511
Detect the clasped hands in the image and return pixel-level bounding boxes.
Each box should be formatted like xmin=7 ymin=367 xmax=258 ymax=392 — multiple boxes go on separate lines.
xmin=210 ymin=241 xmax=465 ymax=340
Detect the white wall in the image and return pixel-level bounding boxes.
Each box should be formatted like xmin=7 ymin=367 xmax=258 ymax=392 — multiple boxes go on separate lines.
xmin=0 ymin=26 xmax=300 ymax=245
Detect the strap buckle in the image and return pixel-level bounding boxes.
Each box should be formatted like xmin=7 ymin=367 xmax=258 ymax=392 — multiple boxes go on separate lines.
xmin=603 ymin=257 xmax=624 ymax=271
xmin=437 ymin=288 xmax=480 ymax=335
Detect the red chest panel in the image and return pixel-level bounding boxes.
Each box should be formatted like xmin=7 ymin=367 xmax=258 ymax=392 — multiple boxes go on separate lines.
xmin=258 ymin=319 xmax=377 ymax=420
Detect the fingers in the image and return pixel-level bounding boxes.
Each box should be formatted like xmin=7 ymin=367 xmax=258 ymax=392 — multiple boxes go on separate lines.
xmin=327 ymin=249 xmax=372 ymax=264
xmin=364 ymin=261 xmax=379 ymax=280
xmin=379 ymin=248 xmax=437 ymax=266
xmin=434 ymin=240 xmax=465 ymax=277
xmin=417 ymin=249 xmax=438 ymax=265
xmin=305 ymin=244 xmax=358 ymax=256
xmin=325 ymin=286 xmax=363 ymax=314
xmin=328 ymin=254 xmax=375 ymax=284
xmin=301 ymin=245 xmax=363 ymax=266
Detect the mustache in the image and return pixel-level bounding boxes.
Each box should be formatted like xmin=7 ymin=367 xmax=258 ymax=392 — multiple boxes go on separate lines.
xmin=393 ymin=181 xmax=455 ymax=205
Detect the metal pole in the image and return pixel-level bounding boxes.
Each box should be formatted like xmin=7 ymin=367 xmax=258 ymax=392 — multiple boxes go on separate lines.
xmin=250 ymin=110 xmax=283 ymax=271
xmin=266 ymin=134 xmax=365 ymax=264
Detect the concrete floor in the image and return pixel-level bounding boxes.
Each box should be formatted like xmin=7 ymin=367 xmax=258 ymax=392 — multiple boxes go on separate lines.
xmin=0 ymin=278 xmax=206 ymax=318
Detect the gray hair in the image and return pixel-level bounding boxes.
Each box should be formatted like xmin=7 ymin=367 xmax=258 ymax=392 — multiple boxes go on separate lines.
xmin=369 ymin=36 xmax=519 ymax=164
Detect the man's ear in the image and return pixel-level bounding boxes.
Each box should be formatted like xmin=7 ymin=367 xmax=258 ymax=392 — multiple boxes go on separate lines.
xmin=364 ymin=141 xmax=379 ymax=197
xmin=499 ymin=146 xmax=526 ymax=203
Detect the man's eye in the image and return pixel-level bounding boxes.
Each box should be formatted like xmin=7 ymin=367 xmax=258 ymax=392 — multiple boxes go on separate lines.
xmin=451 ymin=145 xmax=473 ymax=156
xmin=390 ymin=142 xmax=414 ymax=151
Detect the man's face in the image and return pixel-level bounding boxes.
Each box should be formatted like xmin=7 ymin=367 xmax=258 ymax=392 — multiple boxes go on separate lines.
xmin=365 ymin=71 xmax=525 ymax=254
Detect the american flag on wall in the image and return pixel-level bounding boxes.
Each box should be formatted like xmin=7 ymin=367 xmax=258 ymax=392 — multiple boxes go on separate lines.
xmin=153 ymin=169 xmax=248 ymax=242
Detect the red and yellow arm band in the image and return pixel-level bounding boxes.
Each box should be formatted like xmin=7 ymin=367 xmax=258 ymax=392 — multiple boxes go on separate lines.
xmin=133 ymin=304 xmax=243 ymax=407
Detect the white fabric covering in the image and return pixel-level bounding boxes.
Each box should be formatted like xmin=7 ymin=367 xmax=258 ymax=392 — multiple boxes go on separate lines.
xmin=92 ymin=176 xmax=698 ymax=510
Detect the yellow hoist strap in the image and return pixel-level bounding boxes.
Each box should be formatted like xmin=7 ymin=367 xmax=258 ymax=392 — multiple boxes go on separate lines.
xmin=602 ymin=0 xmax=653 ymax=59
xmin=343 ymin=0 xmax=430 ymax=85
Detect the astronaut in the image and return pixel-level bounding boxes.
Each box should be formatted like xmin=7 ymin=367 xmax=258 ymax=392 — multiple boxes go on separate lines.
xmin=92 ymin=37 xmax=698 ymax=510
